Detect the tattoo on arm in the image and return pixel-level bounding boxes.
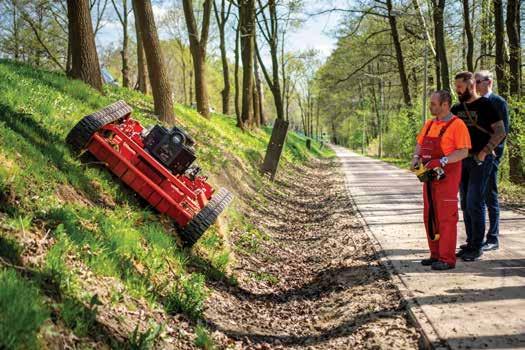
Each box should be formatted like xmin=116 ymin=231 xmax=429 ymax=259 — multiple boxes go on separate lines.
xmin=483 ymin=121 xmax=506 ymax=153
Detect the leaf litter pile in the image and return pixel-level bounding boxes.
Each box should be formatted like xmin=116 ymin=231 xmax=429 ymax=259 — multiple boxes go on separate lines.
xmin=206 ymin=159 xmax=421 ymax=349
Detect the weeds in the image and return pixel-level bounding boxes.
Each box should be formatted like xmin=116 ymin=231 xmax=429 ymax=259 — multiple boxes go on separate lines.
xmin=194 ymin=323 xmax=216 ymax=350
xmin=126 ymin=322 xmax=162 ymax=350
xmin=166 ymin=273 xmax=208 ymax=320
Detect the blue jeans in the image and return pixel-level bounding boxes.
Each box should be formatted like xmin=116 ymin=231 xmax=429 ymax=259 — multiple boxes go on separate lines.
xmin=460 ymin=155 xmax=494 ymax=250
xmin=484 ymin=146 xmax=503 ymax=243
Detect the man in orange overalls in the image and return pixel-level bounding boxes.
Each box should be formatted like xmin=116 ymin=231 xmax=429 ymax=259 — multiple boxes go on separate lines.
xmin=411 ymin=90 xmax=471 ymax=270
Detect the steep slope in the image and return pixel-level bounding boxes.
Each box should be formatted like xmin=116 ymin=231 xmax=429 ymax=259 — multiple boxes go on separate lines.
xmin=0 ymin=60 xmax=331 ymax=349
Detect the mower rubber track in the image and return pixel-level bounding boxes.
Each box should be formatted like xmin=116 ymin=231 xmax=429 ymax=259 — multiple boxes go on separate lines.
xmin=66 ymin=100 xmax=132 ymax=154
xmin=181 ymin=188 xmax=233 ymax=247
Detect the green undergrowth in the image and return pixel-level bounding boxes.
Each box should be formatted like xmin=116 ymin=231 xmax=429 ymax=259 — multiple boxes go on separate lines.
xmin=0 ymin=59 xmax=331 ymax=348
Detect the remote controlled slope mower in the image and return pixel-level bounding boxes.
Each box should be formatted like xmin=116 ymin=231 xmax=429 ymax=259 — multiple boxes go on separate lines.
xmin=66 ymin=101 xmax=233 ymax=246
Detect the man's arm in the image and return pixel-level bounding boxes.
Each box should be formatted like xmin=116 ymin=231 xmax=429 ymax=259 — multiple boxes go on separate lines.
xmin=411 ymin=143 xmax=422 ymax=170
xmin=447 ymin=148 xmax=469 ymax=164
xmin=478 ymin=120 xmax=506 ymax=161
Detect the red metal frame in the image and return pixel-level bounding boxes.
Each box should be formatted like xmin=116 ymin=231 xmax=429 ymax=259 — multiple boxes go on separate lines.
xmin=86 ymin=117 xmax=213 ymax=227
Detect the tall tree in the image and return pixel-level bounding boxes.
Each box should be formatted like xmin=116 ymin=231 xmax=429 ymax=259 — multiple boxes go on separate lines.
xmin=132 ymin=0 xmax=148 ymax=94
xmin=67 ymin=0 xmax=103 ymax=92
xmin=385 ymin=0 xmax=411 ymax=106
xmin=462 ymin=0 xmax=474 ymax=72
xmin=132 ymin=0 xmax=175 ymax=122
xmin=213 ymin=0 xmax=233 ymax=115
xmin=493 ymin=0 xmax=507 ymax=96
xmin=111 ymin=0 xmax=132 ymax=88
xmin=506 ymin=0 xmax=521 ymax=97
xmin=239 ymin=0 xmax=256 ymax=126
xmin=506 ymin=0 xmax=524 ymax=182
xmin=182 ymin=0 xmax=212 ymax=118
xmin=431 ymin=0 xmax=450 ymax=90
xmin=255 ymin=0 xmax=284 ymax=119
xmin=234 ymin=17 xmax=242 ymax=128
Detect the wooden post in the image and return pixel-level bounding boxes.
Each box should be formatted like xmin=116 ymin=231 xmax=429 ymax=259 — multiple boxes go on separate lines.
xmin=261 ymin=119 xmax=289 ymax=180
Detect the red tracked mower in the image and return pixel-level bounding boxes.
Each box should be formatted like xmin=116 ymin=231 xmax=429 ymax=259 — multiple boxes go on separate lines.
xmin=66 ymin=101 xmax=233 ymax=247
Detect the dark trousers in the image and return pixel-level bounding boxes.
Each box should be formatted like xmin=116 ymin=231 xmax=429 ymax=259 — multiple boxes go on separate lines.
xmin=460 ymin=155 xmax=494 ymax=250
xmin=484 ymin=146 xmax=504 ymax=243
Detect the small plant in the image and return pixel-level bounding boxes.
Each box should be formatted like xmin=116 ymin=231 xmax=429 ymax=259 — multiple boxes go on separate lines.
xmin=166 ymin=273 xmax=208 ymax=320
xmin=7 ymin=214 xmax=32 ymax=234
xmin=0 ymin=269 xmax=48 ymax=350
xmin=127 ymin=322 xmax=162 ymax=350
xmin=250 ymin=271 xmax=279 ymax=285
xmin=60 ymin=294 xmax=101 ymax=338
xmin=194 ymin=323 xmax=215 ymax=350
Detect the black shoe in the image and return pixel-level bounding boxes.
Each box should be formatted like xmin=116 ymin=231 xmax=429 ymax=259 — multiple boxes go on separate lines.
xmin=459 ymin=243 xmax=469 ymax=250
xmin=482 ymin=241 xmax=499 ymax=251
xmin=456 ymin=248 xmax=469 ymax=257
xmin=421 ymin=258 xmax=438 ymax=266
xmin=461 ymin=249 xmax=483 ymax=261
xmin=431 ymin=261 xmax=455 ymax=270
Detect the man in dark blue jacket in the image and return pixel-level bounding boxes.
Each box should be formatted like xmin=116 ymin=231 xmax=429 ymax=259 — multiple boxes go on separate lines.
xmin=474 ymin=70 xmax=510 ymax=251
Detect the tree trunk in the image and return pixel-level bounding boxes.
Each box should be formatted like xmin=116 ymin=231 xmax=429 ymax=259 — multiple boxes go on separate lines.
xmin=386 ymin=0 xmax=411 ymax=106
xmin=432 ymin=0 xmax=450 ymax=91
xmin=462 ymin=0 xmax=474 ymax=72
xmin=132 ymin=0 xmax=175 ymax=122
xmin=234 ymin=19 xmax=242 ymax=128
xmin=12 ymin=2 xmax=20 ymax=60
xmin=178 ymin=41 xmax=188 ymax=105
xmin=121 ymin=18 xmax=130 ymax=87
xmin=255 ymin=0 xmax=284 ymax=120
xmin=132 ymin=0 xmax=148 ymax=94
xmin=112 ymin=0 xmax=131 ymax=87
xmin=182 ymin=0 xmax=212 ymax=118
xmin=493 ymin=0 xmax=507 ymax=97
xmin=506 ymin=0 xmax=524 ymax=182
xmin=253 ymin=74 xmax=261 ymax=127
xmin=213 ymin=0 xmax=232 ymax=115
xmin=507 ymin=0 xmax=521 ymax=97
xmin=240 ymin=0 xmax=255 ymax=127
xmin=254 ymin=51 xmax=265 ymax=126
xmin=67 ymin=0 xmax=103 ymax=92
xmin=479 ymin=0 xmax=491 ymax=69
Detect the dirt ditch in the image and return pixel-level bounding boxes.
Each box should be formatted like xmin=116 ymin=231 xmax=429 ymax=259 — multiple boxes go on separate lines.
xmin=206 ymin=159 xmax=421 ymax=349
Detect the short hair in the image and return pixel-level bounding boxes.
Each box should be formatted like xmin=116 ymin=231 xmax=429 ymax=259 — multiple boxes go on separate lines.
xmin=474 ymin=70 xmax=493 ymax=81
xmin=455 ymin=71 xmax=474 ymax=83
xmin=432 ymin=90 xmax=452 ymax=106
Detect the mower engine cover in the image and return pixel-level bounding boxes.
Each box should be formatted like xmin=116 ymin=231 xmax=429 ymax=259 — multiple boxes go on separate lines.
xmin=143 ymin=125 xmax=196 ymax=175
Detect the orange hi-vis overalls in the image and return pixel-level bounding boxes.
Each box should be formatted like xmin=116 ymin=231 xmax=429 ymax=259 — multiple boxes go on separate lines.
xmin=420 ymin=117 xmax=463 ymax=267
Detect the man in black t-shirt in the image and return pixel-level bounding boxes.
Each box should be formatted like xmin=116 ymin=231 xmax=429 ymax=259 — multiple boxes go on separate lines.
xmin=451 ymin=71 xmax=506 ymax=262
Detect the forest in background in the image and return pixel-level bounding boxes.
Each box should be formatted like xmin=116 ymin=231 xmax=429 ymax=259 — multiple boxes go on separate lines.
xmin=315 ymin=0 xmax=525 ymax=187
xmin=0 ymin=0 xmax=523 ymax=185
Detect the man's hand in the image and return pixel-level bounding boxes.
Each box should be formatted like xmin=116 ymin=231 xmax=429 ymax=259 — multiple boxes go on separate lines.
xmin=411 ymin=155 xmax=420 ymax=170
xmin=476 ymin=150 xmax=487 ymax=162
xmin=425 ymin=158 xmax=442 ymax=170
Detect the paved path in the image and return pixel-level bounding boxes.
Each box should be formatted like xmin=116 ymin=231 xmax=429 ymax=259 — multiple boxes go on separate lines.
xmin=333 ymin=146 xmax=525 ymax=350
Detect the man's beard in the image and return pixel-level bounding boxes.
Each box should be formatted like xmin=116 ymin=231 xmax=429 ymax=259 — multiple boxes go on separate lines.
xmin=458 ymin=89 xmax=472 ymax=102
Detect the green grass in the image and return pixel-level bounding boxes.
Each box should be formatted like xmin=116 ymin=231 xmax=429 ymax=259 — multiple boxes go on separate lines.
xmin=0 ymin=59 xmax=331 ymax=343
xmin=194 ymin=323 xmax=216 ymax=350
xmin=0 ymin=269 xmax=48 ymax=350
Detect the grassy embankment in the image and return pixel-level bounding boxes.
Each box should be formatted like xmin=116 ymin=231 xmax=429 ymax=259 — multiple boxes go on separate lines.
xmin=0 ymin=59 xmax=333 ymax=349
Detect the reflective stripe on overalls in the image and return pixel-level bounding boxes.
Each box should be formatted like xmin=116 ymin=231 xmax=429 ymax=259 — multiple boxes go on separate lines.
xmin=421 ymin=116 xmax=462 ymax=266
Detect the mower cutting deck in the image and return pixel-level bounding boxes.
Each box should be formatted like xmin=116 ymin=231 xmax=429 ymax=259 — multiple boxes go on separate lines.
xmin=66 ymin=100 xmax=232 ymax=246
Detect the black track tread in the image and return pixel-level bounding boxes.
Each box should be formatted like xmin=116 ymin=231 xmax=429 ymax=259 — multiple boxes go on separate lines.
xmin=180 ymin=188 xmax=234 ymax=247
xmin=65 ymin=100 xmax=132 ymax=154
